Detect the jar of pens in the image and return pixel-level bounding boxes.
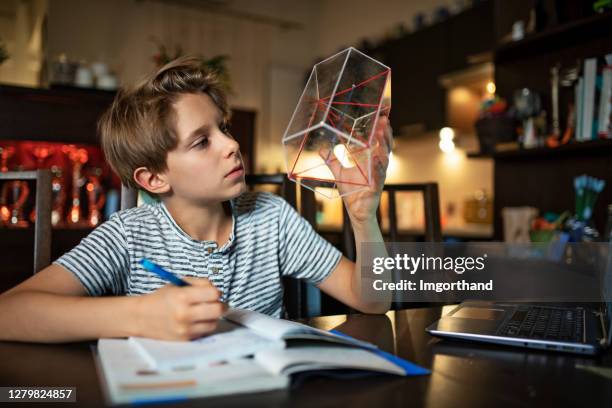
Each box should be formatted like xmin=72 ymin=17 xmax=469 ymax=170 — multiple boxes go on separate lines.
xmin=566 ymin=174 xmax=606 ymax=242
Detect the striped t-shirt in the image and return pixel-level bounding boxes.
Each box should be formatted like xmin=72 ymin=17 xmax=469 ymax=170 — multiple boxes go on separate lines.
xmin=54 ymin=192 xmax=342 ymax=317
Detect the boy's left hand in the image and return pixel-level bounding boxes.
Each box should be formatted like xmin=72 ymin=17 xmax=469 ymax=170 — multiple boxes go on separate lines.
xmin=321 ymin=115 xmax=393 ymax=225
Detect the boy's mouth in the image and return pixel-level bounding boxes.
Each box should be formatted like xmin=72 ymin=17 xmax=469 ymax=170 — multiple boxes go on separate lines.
xmin=225 ymin=164 xmax=244 ymax=179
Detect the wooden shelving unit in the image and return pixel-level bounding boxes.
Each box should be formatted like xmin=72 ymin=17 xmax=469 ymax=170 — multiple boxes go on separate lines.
xmin=473 ymin=4 xmax=612 ymax=241
xmin=494 ymin=11 xmax=612 ymax=64
xmin=467 ymin=139 xmax=612 ymax=160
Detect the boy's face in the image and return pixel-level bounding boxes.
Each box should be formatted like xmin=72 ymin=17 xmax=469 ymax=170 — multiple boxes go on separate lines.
xmin=163 ymin=92 xmax=246 ymax=204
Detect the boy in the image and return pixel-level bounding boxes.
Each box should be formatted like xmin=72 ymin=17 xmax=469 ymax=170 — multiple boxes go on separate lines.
xmin=0 ymin=56 xmax=392 ymax=343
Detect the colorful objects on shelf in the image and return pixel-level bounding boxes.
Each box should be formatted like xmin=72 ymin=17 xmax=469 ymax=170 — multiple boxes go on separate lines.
xmin=574 ymin=174 xmax=606 ymax=222
xmin=86 ymin=168 xmax=106 ymax=227
xmin=63 ymin=145 xmax=89 ymax=227
xmin=0 ymin=141 xmax=116 ymax=229
xmin=566 ymin=174 xmax=606 ymax=242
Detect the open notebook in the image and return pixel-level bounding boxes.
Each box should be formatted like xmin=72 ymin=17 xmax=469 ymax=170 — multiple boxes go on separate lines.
xmin=96 ymin=339 xmax=288 ymax=405
xmin=97 ymin=309 xmax=429 ymax=404
xmin=129 ymin=308 xmax=379 ymax=371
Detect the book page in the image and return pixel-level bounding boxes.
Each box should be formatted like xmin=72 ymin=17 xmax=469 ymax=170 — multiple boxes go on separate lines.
xmin=224 ymin=308 xmax=376 ymax=349
xmin=129 ymin=321 xmax=285 ymax=371
xmin=97 ymin=339 xmax=288 ymax=405
xmin=224 ymin=308 xmax=313 ymax=339
xmin=254 ymin=346 xmax=405 ymax=376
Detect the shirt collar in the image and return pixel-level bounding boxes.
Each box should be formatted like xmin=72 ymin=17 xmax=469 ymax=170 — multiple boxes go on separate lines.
xmin=159 ymin=201 xmax=236 ymax=253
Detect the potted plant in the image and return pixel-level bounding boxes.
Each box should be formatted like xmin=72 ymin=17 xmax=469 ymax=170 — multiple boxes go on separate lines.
xmin=150 ymin=37 xmax=231 ymax=92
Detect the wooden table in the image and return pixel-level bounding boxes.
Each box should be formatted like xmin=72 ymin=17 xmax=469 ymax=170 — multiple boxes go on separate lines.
xmin=1 ymin=306 xmax=611 ymax=407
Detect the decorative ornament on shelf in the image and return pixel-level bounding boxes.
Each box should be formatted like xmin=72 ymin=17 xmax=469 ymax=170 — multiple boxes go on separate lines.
xmin=149 ymin=37 xmax=231 ymax=92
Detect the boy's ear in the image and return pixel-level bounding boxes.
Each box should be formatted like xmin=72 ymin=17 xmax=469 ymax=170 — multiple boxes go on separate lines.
xmin=133 ymin=167 xmax=170 ymax=195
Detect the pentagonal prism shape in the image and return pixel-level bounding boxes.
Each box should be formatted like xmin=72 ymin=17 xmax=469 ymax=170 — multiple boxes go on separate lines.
xmin=282 ymin=47 xmax=391 ymax=199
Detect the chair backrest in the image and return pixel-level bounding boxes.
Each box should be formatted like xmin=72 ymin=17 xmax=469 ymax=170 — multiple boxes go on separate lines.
xmin=244 ymin=174 xmax=318 ymax=319
xmin=297 ymin=181 xmax=442 ymax=314
xmin=385 ymin=183 xmax=442 ymax=242
xmin=0 ymin=170 xmax=52 ymax=273
xmin=383 ymin=182 xmax=442 ymax=311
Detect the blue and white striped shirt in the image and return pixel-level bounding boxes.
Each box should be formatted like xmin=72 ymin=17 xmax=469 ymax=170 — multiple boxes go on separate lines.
xmin=55 ymin=192 xmax=342 ymax=317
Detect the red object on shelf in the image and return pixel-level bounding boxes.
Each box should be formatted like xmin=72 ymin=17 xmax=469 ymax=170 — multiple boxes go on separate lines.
xmin=0 ymin=140 xmax=117 ymax=229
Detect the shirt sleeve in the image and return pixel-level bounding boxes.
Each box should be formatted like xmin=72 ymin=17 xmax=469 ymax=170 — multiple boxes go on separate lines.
xmin=277 ymin=197 xmax=342 ymax=285
xmin=54 ymin=213 xmax=129 ymax=296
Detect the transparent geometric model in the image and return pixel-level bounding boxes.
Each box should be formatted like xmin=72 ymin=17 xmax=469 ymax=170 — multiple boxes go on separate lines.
xmin=282 ymin=47 xmax=391 ymax=199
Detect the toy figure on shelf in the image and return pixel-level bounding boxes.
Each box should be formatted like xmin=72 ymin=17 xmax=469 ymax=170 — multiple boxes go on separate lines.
xmin=0 ymin=145 xmax=16 ymax=172
xmin=63 ymin=145 xmax=89 ymax=227
xmin=514 ymin=88 xmax=541 ymax=148
xmin=0 ymin=179 xmax=30 ymax=228
xmin=0 ymin=145 xmax=30 ymax=228
xmin=86 ymin=168 xmax=105 ymax=227
xmin=30 ymin=145 xmax=56 ymax=168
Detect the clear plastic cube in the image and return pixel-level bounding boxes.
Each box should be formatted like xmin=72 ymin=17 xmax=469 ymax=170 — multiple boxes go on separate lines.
xmin=282 ymin=47 xmax=391 ymax=199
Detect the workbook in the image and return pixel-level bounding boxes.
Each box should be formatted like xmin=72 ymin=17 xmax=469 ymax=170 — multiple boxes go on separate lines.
xmin=222 ymin=308 xmax=379 ymax=348
xmin=129 ymin=308 xmax=380 ymax=371
xmin=97 ymin=309 xmax=429 ymax=404
xmin=96 ymin=338 xmax=289 ymax=405
xmin=129 ymin=319 xmax=285 ymax=371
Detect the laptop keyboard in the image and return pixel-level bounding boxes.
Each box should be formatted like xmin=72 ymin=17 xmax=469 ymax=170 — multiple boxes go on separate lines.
xmin=497 ymin=306 xmax=584 ymax=342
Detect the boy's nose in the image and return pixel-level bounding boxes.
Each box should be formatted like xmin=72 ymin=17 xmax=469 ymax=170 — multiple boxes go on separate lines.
xmin=223 ymin=134 xmax=241 ymax=157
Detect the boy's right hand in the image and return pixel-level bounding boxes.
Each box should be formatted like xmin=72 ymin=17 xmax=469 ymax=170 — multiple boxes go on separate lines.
xmin=135 ymin=277 xmax=227 ymax=341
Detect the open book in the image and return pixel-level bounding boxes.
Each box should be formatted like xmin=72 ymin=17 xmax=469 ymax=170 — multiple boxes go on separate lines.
xmin=96 ymin=339 xmax=288 ymax=405
xmin=129 ymin=319 xmax=285 ymax=371
xmin=98 ymin=309 xmax=429 ymax=404
xmin=223 ymin=308 xmax=378 ymax=348
xmin=129 ymin=308 xmax=378 ymax=371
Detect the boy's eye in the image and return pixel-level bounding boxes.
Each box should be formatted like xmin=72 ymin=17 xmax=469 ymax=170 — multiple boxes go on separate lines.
xmin=193 ymin=137 xmax=209 ymax=149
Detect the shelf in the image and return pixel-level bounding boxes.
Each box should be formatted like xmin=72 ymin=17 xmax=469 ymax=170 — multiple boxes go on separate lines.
xmin=495 ymin=11 xmax=612 ymax=64
xmin=467 ymin=138 xmax=612 ymax=160
xmin=466 ymin=151 xmax=492 ymax=159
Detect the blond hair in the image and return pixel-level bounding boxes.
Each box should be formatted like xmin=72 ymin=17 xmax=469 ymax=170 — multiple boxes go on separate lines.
xmin=99 ymin=56 xmax=229 ymax=189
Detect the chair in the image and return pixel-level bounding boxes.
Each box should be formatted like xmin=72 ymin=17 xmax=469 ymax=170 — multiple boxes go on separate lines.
xmin=0 ymin=169 xmax=52 ymax=273
xmin=384 ymin=183 xmax=442 ymax=243
xmin=299 ymin=180 xmax=442 ymax=314
xmin=244 ymin=174 xmax=319 ymax=319
xmin=384 ymin=183 xmax=442 ymax=310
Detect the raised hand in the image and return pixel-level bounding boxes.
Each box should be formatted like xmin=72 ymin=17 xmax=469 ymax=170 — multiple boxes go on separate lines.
xmin=320 ymin=115 xmax=393 ymax=225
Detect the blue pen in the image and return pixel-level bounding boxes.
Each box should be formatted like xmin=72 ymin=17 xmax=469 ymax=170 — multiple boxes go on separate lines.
xmin=139 ymin=258 xmax=190 ymax=287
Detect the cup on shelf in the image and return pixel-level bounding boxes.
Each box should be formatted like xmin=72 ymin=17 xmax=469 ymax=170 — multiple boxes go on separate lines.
xmin=75 ymin=66 xmax=94 ymax=88
xmin=96 ymin=73 xmax=118 ymax=90
xmin=90 ymin=61 xmax=108 ymax=78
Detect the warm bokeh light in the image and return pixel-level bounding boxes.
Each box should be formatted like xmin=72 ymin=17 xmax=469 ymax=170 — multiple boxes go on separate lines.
xmin=486 ymin=81 xmax=496 ymax=95
xmin=439 ymin=127 xmax=455 ymax=141
xmin=439 ymin=138 xmax=455 ymax=153
xmin=439 ymin=127 xmax=456 ymax=153
xmin=332 ymin=144 xmax=356 ymax=168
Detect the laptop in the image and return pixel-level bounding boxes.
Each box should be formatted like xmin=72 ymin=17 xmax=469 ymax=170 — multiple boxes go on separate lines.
xmin=426 ymin=300 xmax=610 ymax=355
xmin=426 ymin=241 xmax=612 ymax=355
